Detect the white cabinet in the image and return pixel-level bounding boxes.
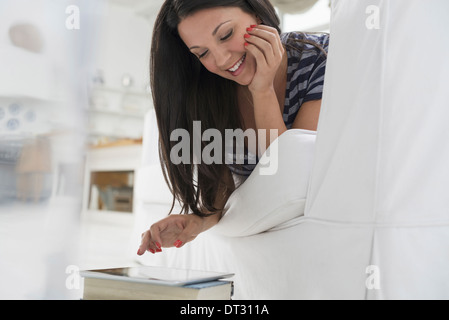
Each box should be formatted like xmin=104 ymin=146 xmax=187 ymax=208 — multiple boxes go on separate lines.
xmin=82 ymin=143 xmax=142 ymax=226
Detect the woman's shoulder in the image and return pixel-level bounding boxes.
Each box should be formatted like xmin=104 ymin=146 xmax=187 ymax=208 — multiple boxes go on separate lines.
xmin=281 ymin=31 xmax=330 ymax=56
xmin=281 ymin=31 xmax=330 ymax=46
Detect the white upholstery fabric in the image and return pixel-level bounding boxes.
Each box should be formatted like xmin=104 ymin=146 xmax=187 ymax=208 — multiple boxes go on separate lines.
xmin=303 ymin=0 xmax=449 ymax=299
xmin=214 ymin=129 xmax=315 ymax=237
xmin=134 ymin=165 xmax=173 ymax=205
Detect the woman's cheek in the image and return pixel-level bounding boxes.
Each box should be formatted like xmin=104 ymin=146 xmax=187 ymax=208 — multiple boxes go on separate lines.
xmin=206 ymin=55 xmax=226 ymax=71
xmin=201 ymin=61 xmax=219 ymax=75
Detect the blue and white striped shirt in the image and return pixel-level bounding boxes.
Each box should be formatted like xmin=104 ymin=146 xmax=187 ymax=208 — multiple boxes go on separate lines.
xmin=228 ymin=32 xmax=330 ymax=177
xmin=282 ymin=32 xmax=329 ymax=128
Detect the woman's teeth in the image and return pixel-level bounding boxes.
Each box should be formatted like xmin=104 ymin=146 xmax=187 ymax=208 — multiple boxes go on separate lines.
xmin=228 ymin=54 xmax=246 ymax=72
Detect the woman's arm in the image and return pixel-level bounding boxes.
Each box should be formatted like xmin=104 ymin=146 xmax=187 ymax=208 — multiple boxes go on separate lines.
xmin=244 ymin=27 xmax=323 ymax=147
xmin=244 ymin=25 xmax=287 ymax=153
xmin=292 ymin=99 xmax=322 ymax=131
xmin=137 ymin=167 xmax=234 ymax=254
xmin=252 ymin=89 xmax=322 ymax=143
xmin=252 ymin=89 xmax=287 ymax=154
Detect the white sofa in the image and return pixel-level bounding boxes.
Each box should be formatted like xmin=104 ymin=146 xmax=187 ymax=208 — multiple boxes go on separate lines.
xmin=131 ymin=0 xmax=449 ymax=299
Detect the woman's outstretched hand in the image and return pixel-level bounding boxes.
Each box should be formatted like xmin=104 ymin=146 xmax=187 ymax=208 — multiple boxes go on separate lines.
xmin=137 ymin=213 xmax=222 ymax=255
xmin=137 ymin=214 xmax=205 ymax=255
xmin=138 ymin=170 xmax=232 ymax=255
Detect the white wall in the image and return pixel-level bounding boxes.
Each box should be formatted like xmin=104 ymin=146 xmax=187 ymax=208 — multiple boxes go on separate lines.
xmin=91 ymin=3 xmax=152 ymax=91
xmin=86 ymin=3 xmax=154 ymax=143
xmin=282 ymin=0 xmax=331 ymax=33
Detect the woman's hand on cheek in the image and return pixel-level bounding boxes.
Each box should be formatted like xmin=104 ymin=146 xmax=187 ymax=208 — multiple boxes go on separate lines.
xmin=244 ymin=25 xmax=285 ymax=94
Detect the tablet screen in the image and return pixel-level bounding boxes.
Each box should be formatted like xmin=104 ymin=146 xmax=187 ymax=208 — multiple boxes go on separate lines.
xmin=80 ymin=266 xmax=234 ymax=286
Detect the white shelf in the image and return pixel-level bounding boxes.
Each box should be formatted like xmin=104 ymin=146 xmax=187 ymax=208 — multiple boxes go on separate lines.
xmin=90 ymin=85 xmax=151 ymax=97
xmin=88 ymin=131 xmax=140 ymax=139
xmin=86 ymin=84 xmax=152 ymax=142
xmin=88 ymin=107 xmax=147 ymax=118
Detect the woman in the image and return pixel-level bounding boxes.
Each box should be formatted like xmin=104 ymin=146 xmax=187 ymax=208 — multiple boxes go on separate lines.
xmin=138 ymin=0 xmax=329 ymax=255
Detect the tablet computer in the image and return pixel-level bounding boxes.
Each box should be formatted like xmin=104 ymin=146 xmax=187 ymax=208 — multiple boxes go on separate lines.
xmin=80 ymin=266 xmax=234 ymax=287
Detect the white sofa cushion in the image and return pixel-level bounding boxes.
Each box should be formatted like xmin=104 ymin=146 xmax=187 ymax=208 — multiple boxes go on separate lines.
xmin=213 ymin=129 xmax=316 ymax=237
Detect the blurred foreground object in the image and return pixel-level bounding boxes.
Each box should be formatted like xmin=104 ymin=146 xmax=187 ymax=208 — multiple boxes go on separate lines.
xmin=8 ymin=23 xmax=44 ymax=53
xmin=15 ymin=136 xmax=52 ymax=202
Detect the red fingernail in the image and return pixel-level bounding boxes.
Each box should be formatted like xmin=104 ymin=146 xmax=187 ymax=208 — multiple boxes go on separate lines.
xmin=149 ymin=249 xmax=155 ymax=254
xmin=155 ymin=242 xmax=161 ymax=249
xmin=246 ymin=27 xmax=253 ymax=32
xmin=174 ymin=240 xmax=182 ymax=248
xmin=244 ymin=34 xmax=251 ymax=39
xmin=244 ymin=42 xmax=249 ymax=46
xmin=156 ymin=248 xmax=162 ymax=252
xmin=250 ymin=24 xmax=257 ymax=28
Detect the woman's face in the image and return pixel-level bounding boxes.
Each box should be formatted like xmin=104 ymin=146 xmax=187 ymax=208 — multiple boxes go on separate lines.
xmin=178 ymin=7 xmax=259 ymax=86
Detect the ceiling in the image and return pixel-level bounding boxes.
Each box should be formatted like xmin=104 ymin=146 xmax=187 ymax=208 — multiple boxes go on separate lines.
xmin=272 ymin=0 xmax=319 ymax=13
xmin=107 ymin=0 xmax=149 ymax=7
xmin=107 ymin=0 xmax=319 ymax=16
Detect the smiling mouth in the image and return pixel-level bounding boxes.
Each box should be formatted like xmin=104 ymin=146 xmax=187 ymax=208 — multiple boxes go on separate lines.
xmin=227 ymin=54 xmax=246 ymax=73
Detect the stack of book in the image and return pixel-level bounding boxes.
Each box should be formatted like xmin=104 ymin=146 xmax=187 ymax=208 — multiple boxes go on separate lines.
xmin=80 ymin=266 xmax=234 ymax=300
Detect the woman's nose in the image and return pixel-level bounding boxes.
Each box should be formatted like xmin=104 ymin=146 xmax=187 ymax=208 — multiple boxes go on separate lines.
xmin=213 ymin=50 xmax=232 ymax=70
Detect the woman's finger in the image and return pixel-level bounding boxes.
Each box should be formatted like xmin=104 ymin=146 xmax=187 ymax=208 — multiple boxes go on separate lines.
xmin=138 ymin=230 xmax=154 ymax=255
xmin=245 ymin=32 xmax=274 ymax=63
xmin=171 ymin=214 xmax=206 ymax=249
xmin=252 ymin=25 xmax=284 ymax=50
xmin=245 ymin=41 xmax=268 ymax=70
xmin=137 ymin=218 xmax=169 ymax=255
xmin=149 ymin=222 xmax=164 ymax=251
xmin=246 ymin=26 xmax=283 ymax=62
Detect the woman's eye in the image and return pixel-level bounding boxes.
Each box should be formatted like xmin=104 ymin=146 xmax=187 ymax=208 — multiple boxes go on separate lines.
xmin=220 ymin=30 xmax=233 ymax=41
xmin=197 ymin=29 xmax=233 ymax=59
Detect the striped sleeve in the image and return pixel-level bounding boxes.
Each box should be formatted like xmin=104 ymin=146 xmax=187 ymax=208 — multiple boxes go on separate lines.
xmin=300 ymin=34 xmax=329 ymax=104
xmin=303 ymin=58 xmax=327 ymax=104
xmin=281 ymin=32 xmax=330 ymax=128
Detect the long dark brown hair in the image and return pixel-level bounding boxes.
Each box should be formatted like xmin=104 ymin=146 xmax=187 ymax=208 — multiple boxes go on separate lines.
xmin=150 ymin=0 xmax=326 ymax=217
